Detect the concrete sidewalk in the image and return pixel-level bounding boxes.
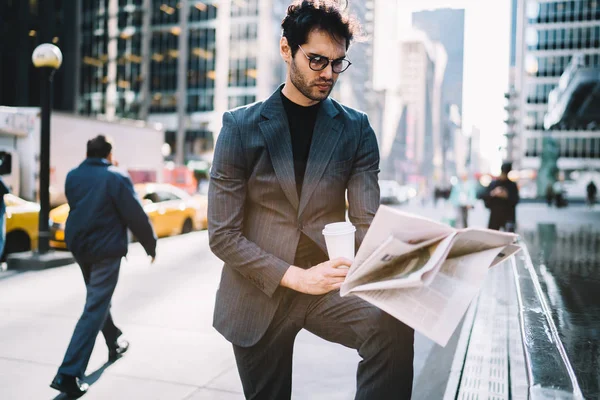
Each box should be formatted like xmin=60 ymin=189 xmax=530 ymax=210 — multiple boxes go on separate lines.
xmin=2 ymin=201 xmax=596 ymax=399
xmin=0 ymin=230 xmax=458 ymax=400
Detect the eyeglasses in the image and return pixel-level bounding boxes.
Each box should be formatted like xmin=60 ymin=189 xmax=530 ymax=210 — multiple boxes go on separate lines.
xmin=297 ymin=45 xmax=352 ymax=74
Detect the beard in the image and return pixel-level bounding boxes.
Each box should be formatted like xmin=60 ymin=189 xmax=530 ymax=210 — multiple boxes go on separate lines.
xmin=290 ymin=58 xmax=335 ymax=102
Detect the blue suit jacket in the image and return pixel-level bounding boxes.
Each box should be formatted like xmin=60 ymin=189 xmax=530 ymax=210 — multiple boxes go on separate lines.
xmin=65 ymin=158 xmax=156 ymax=263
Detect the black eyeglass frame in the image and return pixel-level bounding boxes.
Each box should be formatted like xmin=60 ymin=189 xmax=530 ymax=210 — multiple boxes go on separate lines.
xmin=297 ymin=45 xmax=352 ymax=74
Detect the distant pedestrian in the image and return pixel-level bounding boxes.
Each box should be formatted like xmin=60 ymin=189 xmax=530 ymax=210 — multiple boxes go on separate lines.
xmin=0 ymin=176 xmax=9 ymax=259
xmin=553 ymin=179 xmax=568 ymax=208
xmin=587 ymin=180 xmax=597 ymax=207
xmin=50 ymin=135 xmax=157 ymax=398
xmin=482 ymin=162 xmax=520 ymax=232
xmin=545 ymin=183 xmax=554 ymax=207
xmin=449 ymin=173 xmax=477 ymax=228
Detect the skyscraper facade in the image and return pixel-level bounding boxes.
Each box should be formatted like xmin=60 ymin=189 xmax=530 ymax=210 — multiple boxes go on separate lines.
xmin=75 ymin=0 xmax=379 ymax=164
xmin=396 ymin=31 xmax=446 ymax=187
xmin=77 ymin=0 xmax=303 ymax=163
xmin=504 ymin=0 xmax=520 ymax=164
xmin=0 ymin=0 xmax=79 ymax=112
xmin=412 ymin=8 xmax=465 ymax=182
xmin=412 ymin=8 xmax=465 ymax=115
xmin=331 ymin=0 xmax=375 ymax=114
xmin=515 ymin=0 xmax=600 ymax=182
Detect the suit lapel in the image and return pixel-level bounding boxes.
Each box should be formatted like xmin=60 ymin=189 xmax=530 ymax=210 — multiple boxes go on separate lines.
xmin=259 ymin=88 xmax=299 ymax=210
xmin=298 ymin=98 xmax=343 ymax=217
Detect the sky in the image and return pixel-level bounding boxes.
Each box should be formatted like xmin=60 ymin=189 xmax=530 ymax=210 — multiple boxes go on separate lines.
xmin=396 ymin=0 xmax=512 ymax=174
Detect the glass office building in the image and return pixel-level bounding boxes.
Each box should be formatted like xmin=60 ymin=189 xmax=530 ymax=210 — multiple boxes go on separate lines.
xmin=331 ymin=0 xmax=375 ymax=114
xmin=516 ymin=0 xmax=600 ymax=174
xmin=79 ymin=0 xmax=218 ymax=162
xmin=226 ymin=0 xmax=259 ymax=109
xmin=412 ymin=8 xmax=465 ymax=117
xmin=77 ymin=0 xmax=380 ymax=163
xmin=78 ymin=0 xmax=286 ymax=162
xmin=0 ymin=0 xmax=79 ymax=111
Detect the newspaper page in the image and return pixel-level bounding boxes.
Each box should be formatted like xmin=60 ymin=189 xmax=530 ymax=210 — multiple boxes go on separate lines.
xmin=350 ymin=247 xmax=507 ymax=346
xmin=340 ymin=206 xmax=522 ymax=346
xmin=490 ymin=244 xmax=521 ymax=267
xmin=340 ymin=233 xmax=455 ymax=295
xmin=344 ymin=221 xmax=519 ymax=294
xmin=420 ymin=229 xmax=519 ymax=286
xmin=448 ymin=228 xmax=518 ymax=259
xmin=349 ymin=206 xmax=454 ymax=280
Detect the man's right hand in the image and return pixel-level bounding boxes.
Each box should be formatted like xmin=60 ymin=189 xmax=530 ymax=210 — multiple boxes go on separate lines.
xmin=280 ymin=258 xmax=352 ymax=295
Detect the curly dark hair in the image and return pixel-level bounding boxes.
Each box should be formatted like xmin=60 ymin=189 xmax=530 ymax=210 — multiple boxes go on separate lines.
xmin=281 ymin=0 xmax=363 ymax=57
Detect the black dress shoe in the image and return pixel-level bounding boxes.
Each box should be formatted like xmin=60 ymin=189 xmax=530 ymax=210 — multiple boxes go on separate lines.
xmin=50 ymin=374 xmax=89 ymax=398
xmin=108 ymin=339 xmax=129 ymax=361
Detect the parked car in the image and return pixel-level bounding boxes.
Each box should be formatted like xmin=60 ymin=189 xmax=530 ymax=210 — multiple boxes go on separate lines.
xmin=49 ymin=183 xmax=207 ymax=250
xmin=3 ymin=194 xmax=40 ymax=258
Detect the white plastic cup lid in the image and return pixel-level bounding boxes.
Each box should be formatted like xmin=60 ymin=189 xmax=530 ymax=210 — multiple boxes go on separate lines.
xmin=322 ymin=222 xmax=356 ymax=236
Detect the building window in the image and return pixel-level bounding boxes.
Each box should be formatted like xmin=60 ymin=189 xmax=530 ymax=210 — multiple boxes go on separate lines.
xmin=119 ymin=0 xmax=144 ymax=7
xmin=525 ymin=138 xmax=540 ymax=157
xmin=530 ymin=26 xmax=600 ymax=51
xmin=526 ymin=83 xmax=556 ymax=104
xmin=529 ymin=1 xmax=600 ymax=23
xmin=152 ymin=0 xmax=179 ymax=25
xmin=188 ymin=28 xmax=216 ymax=89
xmin=187 ymin=91 xmax=215 ymax=112
xmin=228 ymin=95 xmax=256 ymax=109
xmin=189 ymin=2 xmax=218 ymax=21
xmin=79 ymin=24 xmax=109 ymax=116
xmin=150 ymin=30 xmax=179 ymax=97
xmin=150 ymin=92 xmax=178 ymax=113
xmin=165 ymin=128 xmax=214 ymax=159
xmin=231 ymin=0 xmax=259 ymax=17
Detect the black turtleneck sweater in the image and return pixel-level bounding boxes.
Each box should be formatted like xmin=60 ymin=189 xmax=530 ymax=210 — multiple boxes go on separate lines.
xmin=280 ymin=90 xmax=329 ymax=267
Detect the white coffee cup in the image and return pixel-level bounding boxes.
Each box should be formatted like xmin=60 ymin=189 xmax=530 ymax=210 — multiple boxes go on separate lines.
xmin=322 ymin=222 xmax=356 ymax=261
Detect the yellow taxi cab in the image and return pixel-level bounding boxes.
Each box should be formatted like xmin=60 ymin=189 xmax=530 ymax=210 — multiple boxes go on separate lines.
xmin=49 ymin=203 xmax=68 ymax=249
xmin=49 ymin=182 xmax=206 ymax=250
xmin=135 ymin=183 xmax=206 ymax=236
xmin=3 ymin=194 xmax=40 ymax=257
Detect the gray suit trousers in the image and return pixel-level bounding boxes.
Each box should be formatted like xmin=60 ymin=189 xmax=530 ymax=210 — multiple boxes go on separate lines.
xmin=233 ymin=288 xmax=414 ymax=400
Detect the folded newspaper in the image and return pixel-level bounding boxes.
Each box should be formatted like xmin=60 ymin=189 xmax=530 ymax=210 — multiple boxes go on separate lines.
xmin=340 ymin=206 xmax=521 ymax=347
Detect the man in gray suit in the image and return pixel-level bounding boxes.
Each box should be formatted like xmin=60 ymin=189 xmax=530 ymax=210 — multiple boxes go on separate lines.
xmin=208 ymin=1 xmax=414 ymax=399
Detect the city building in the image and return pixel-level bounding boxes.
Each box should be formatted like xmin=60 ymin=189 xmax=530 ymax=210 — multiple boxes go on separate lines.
xmin=394 ymin=30 xmax=447 ymax=190
xmin=411 ymin=8 xmax=465 ymax=182
xmin=331 ymin=0 xmax=375 ymax=114
xmin=75 ymin=0 xmax=381 ymax=166
xmin=514 ymin=0 xmax=600 ymax=193
xmin=378 ymin=90 xmax=404 ymax=181
xmin=504 ymin=0 xmax=520 ymax=164
xmin=369 ymin=0 xmax=400 ymax=162
xmin=0 ymin=0 xmax=79 ymax=112
xmin=78 ymin=0 xmax=218 ymax=165
xmin=77 ymin=0 xmax=287 ymax=165
xmin=411 ymin=8 xmax=465 ymax=116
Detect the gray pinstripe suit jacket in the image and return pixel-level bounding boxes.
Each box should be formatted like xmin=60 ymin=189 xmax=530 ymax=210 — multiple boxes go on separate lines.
xmin=208 ymin=86 xmax=380 ymax=347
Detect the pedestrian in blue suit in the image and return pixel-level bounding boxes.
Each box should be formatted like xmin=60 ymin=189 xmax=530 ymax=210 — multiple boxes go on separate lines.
xmin=50 ymin=135 xmax=157 ymax=398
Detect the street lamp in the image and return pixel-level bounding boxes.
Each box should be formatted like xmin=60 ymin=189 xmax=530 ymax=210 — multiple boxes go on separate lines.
xmin=32 ymin=44 xmax=62 ymax=255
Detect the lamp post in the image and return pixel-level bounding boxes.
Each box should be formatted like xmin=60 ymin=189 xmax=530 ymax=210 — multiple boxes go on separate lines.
xmin=32 ymin=44 xmax=62 ymax=255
